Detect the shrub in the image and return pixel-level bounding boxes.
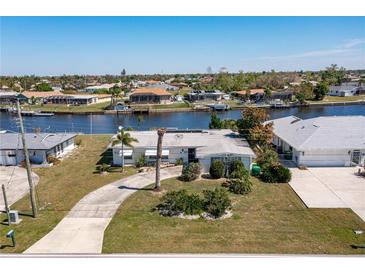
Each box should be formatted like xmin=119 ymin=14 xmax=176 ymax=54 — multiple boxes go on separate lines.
xmin=180 ymin=162 xmax=201 ymax=182
xmin=227 ymin=177 xmax=252 ymax=195
xmin=203 ymin=188 xmax=231 ymax=218
xmin=260 ymin=163 xmax=291 ymax=183
xmin=157 ymin=190 xmax=203 ymax=216
xmin=47 ymin=155 xmax=61 ymax=165
xmin=228 ymin=160 xmax=249 ymax=179
xmin=135 ymin=154 xmax=145 ymax=168
xmin=96 ymin=163 xmax=110 ymax=173
xmin=175 ymin=158 xmax=184 ymax=166
xmin=255 ymin=146 xmax=278 ymax=167
xmin=75 ymin=138 xmax=82 ymax=146
xmin=209 ymin=160 xmax=224 ymax=179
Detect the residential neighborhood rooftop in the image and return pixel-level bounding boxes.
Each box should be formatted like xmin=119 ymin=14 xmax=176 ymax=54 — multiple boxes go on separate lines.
xmin=130 ymin=88 xmax=172 ymax=96
xmin=268 ymin=115 xmax=365 ymax=150
xmin=0 ymin=133 xmax=77 ymax=150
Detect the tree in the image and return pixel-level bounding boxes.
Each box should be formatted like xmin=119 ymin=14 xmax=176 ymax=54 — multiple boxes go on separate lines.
xmin=264 ymin=88 xmax=272 ymax=99
xmin=255 ymin=146 xmax=279 ymax=168
xmin=110 ymin=85 xmax=121 ymax=105
xmin=155 ymin=128 xmax=166 ymax=191
xmin=112 ymin=128 xmax=138 ymax=172
xmin=313 ymin=82 xmax=329 ymax=100
xmin=237 ymin=107 xmax=270 ymax=138
xmin=248 ymin=123 xmax=274 ymax=148
xmin=209 ymin=113 xmax=222 ymax=129
xmin=36 ymin=82 xmax=53 ymax=91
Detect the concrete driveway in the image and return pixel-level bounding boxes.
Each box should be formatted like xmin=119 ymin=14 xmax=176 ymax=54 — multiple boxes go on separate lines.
xmin=0 ymin=166 xmax=39 ymax=211
xmin=24 ymin=165 xmax=182 ymax=254
xmin=289 ymin=167 xmax=365 ymax=221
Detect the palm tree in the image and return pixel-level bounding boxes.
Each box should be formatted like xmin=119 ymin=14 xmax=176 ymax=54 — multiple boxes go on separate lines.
xmin=110 ymin=85 xmax=121 ymax=106
xmin=112 ymin=128 xmax=138 ymax=172
xmin=155 ymin=128 xmax=166 ymax=191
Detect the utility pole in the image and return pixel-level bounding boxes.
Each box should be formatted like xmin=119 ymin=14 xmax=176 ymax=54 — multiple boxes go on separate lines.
xmin=16 ymin=100 xmax=38 ymax=218
xmin=2 ymin=184 xmax=11 ymax=225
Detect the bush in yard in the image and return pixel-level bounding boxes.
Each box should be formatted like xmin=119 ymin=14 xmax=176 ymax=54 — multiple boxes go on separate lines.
xmin=75 ymin=138 xmax=82 ymax=146
xmin=47 ymin=155 xmax=61 ymax=165
xmin=209 ymin=160 xmax=224 ymax=179
xmin=157 ymin=190 xmax=203 ymax=216
xmin=227 ymin=177 xmax=252 ymax=195
xmin=203 ymin=188 xmax=231 ymax=218
xmin=228 ymin=160 xmax=249 ymax=179
xmin=175 ymin=158 xmax=184 ymax=166
xmin=260 ymin=163 xmax=291 ymax=183
xmin=135 ymin=154 xmax=145 ymax=168
xmin=96 ymin=163 xmax=110 ymax=173
xmin=180 ymin=162 xmax=201 ymax=182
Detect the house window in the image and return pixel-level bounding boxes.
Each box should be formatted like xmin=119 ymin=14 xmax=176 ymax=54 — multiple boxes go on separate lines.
xmin=124 ymin=155 xmax=133 ymax=160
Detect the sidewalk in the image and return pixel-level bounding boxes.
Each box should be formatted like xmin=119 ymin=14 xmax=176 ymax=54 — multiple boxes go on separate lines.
xmin=24 ymin=166 xmax=182 ymax=254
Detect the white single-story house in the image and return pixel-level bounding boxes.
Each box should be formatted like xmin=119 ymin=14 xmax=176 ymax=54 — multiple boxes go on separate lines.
xmin=269 ymin=115 xmax=365 ymax=167
xmin=83 ymin=83 xmax=118 ymax=93
xmin=111 ymin=129 xmax=255 ymax=173
xmin=329 ymin=82 xmax=365 ymax=97
xmin=0 ymin=133 xmax=77 ymax=166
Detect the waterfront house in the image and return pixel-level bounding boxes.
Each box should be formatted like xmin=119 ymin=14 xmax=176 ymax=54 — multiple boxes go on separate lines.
xmin=187 ymin=90 xmax=224 ymax=102
xmin=0 ymin=91 xmax=28 ymax=105
xmin=111 ymin=129 xmax=255 ymax=173
xmin=129 ymin=88 xmax=172 ymax=104
xmin=235 ymin=89 xmax=265 ymax=101
xmin=0 ymin=133 xmax=77 ymax=166
xmin=44 ymin=94 xmax=111 ymax=105
xmin=329 ymin=82 xmax=365 ymax=97
xmin=22 ymin=91 xmax=65 ymax=104
xmin=269 ymin=115 xmax=365 ymax=167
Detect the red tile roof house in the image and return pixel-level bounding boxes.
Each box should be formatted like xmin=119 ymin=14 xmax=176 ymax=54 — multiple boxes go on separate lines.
xmin=129 ymin=88 xmax=172 ymax=104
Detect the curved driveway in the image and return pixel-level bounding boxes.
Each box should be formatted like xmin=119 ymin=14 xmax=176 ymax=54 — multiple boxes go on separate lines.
xmin=24 ymin=166 xmax=182 ymax=254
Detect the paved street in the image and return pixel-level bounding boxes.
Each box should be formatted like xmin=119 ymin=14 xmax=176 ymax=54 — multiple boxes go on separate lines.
xmin=0 ymin=166 xmax=39 ymax=211
xmin=24 ymin=166 xmax=182 ymax=254
xmin=289 ymin=167 xmax=365 ymax=221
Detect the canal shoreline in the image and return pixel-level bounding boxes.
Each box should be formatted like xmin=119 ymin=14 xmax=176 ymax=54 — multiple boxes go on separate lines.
xmin=1 ymin=99 xmax=364 ymax=115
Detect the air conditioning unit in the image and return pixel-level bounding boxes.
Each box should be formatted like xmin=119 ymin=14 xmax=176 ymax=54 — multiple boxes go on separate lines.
xmin=9 ymin=210 xmax=22 ymax=224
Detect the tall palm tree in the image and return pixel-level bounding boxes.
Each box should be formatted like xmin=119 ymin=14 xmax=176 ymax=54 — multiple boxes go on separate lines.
xmin=110 ymin=85 xmax=121 ymax=106
xmin=112 ymin=128 xmax=138 ymax=172
xmin=155 ymin=128 xmax=166 ymax=191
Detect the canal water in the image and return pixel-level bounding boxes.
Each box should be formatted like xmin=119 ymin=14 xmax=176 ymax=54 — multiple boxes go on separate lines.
xmin=0 ymin=105 xmax=364 ymax=134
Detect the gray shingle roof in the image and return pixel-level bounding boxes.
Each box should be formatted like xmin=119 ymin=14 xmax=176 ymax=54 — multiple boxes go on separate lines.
xmin=269 ymin=115 xmax=365 ymax=150
xmin=0 ymin=133 xmax=77 ymax=150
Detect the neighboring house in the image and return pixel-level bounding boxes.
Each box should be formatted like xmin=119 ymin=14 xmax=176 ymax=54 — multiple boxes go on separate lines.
xmin=235 ymin=89 xmax=293 ymax=102
xmin=129 ymin=88 xmax=172 ymax=104
xmin=269 ymin=115 xmax=365 ymax=167
xmin=146 ymin=83 xmax=179 ymax=91
xmin=22 ymin=91 xmax=65 ymax=104
xmin=0 ymin=133 xmax=77 ymax=166
xmin=0 ymin=91 xmax=28 ymax=104
xmin=83 ymin=83 xmax=118 ymax=93
xmin=43 ymin=93 xmax=111 ymax=105
xmin=111 ymin=129 xmax=255 ymax=173
xmin=187 ymin=90 xmax=224 ymax=102
xmin=329 ymin=82 xmax=365 ymax=97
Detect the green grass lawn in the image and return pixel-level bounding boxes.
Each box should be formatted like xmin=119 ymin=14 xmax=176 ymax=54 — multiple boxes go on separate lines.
xmin=151 ymin=101 xmax=191 ymax=109
xmin=25 ymin=101 xmax=111 ymax=113
xmin=103 ymin=177 xmax=365 ymax=254
xmin=308 ymin=95 xmax=365 ymax=104
xmin=0 ymin=135 xmax=137 ymax=253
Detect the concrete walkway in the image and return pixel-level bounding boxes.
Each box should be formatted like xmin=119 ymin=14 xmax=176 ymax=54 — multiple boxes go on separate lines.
xmin=24 ymin=166 xmax=182 ymax=254
xmin=0 ymin=166 xmax=39 ymax=211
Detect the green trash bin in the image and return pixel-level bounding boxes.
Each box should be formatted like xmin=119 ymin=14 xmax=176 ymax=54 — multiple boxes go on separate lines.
xmin=251 ymin=164 xmax=261 ymax=176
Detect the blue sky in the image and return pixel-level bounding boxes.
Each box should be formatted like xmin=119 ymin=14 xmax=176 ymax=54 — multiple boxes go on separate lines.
xmin=1 ymin=16 xmax=364 ymax=75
